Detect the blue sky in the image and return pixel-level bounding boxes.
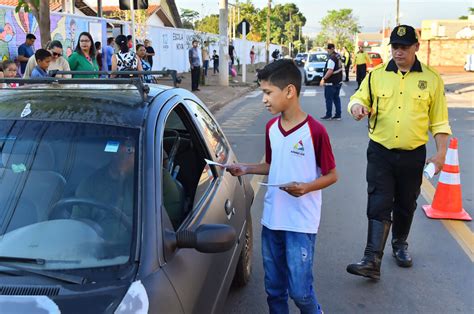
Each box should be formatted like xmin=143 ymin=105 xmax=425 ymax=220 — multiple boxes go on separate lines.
xmin=176 ymin=0 xmax=472 ymax=36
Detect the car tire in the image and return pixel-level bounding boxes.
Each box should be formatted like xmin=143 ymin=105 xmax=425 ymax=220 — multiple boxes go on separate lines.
xmin=232 ymin=214 xmax=253 ymax=287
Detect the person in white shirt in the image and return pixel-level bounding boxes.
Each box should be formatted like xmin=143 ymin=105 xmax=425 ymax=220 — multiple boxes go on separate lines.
xmin=227 ymin=59 xmax=338 ymax=314
xmin=23 ymin=40 xmax=71 ymax=78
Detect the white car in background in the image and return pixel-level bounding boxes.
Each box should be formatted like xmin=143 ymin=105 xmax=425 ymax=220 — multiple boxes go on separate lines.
xmin=303 ymin=52 xmax=328 ymax=86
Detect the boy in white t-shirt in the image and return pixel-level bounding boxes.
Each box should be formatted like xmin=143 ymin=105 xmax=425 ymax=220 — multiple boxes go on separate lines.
xmin=227 ymin=59 xmax=338 ymax=314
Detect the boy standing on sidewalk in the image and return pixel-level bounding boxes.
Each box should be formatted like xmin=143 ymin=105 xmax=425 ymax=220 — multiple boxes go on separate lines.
xmin=31 ymin=49 xmax=52 ymax=78
xmin=227 ymin=59 xmax=338 ymax=314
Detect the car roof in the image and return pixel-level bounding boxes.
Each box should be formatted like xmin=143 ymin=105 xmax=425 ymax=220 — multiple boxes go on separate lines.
xmin=0 ymin=82 xmax=171 ymax=128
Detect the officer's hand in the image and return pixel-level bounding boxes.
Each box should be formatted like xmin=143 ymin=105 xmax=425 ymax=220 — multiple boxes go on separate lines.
xmin=427 ymin=153 xmax=446 ymax=175
xmin=319 ymin=79 xmax=324 ymax=86
xmin=280 ymin=182 xmax=307 ymax=197
xmin=351 ymin=104 xmax=369 ymax=121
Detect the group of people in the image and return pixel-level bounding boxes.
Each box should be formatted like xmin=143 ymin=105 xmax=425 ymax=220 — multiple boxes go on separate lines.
xmin=227 ymin=25 xmax=451 ymax=314
xmin=0 ymin=32 xmax=157 ymax=83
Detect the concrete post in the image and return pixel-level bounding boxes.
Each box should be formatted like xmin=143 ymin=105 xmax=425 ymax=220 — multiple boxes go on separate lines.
xmin=219 ymin=0 xmax=229 ymax=86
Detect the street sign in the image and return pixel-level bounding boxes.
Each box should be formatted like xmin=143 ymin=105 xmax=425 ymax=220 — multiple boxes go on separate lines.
xmin=237 ymin=19 xmax=251 ymax=35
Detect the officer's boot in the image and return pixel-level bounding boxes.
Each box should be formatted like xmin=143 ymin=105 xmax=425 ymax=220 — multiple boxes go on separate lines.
xmin=391 ymin=211 xmax=414 ymax=267
xmin=346 ymin=219 xmax=391 ymax=280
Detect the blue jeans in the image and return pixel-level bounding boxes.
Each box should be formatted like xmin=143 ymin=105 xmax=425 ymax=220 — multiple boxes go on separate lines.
xmin=262 ymin=226 xmax=322 ymax=314
xmin=324 ymin=84 xmax=342 ymax=118
xmin=203 ymin=60 xmax=209 ymax=76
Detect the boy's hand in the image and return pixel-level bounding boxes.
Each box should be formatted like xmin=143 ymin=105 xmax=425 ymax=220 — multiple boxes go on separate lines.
xmin=226 ymin=164 xmax=248 ymax=177
xmin=280 ymin=182 xmax=307 ymax=197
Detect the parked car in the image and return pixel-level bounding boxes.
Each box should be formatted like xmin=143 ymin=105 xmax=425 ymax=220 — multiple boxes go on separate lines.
xmin=294 ymin=53 xmax=308 ymax=66
xmin=0 ymin=77 xmax=254 ymax=313
xmin=304 ymin=52 xmax=328 ymax=85
xmin=367 ymin=52 xmax=383 ymax=70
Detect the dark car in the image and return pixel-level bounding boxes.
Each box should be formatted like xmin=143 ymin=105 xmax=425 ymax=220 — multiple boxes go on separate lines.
xmin=0 ymin=78 xmax=254 ymax=313
xmin=294 ymin=53 xmax=308 ymax=66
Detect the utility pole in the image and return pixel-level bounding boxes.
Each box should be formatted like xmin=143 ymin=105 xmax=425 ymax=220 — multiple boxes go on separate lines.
xmin=219 ymin=0 xmax=229 ymax=86
xmin=396 ymin=0 xmax=400 ymax=26
xmin=266 ymin=0 xmax=271 ymax=64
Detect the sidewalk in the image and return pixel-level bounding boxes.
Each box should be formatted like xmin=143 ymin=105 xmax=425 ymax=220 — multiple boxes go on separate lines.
xmin=158 ymin=63 xmax=264 ymax=113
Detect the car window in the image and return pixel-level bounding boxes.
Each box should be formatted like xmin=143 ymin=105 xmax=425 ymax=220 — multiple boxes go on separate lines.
xmin=369 ymin=53 xmax=381 ymax=59
xmin=0 ymin=120 xmax=138 ymax=270
xmin=161 ymin=105 xmax=216 ymax=230
xmin=185 ymin=100 xmax=230 ymax=165
xmin=308 ymin=54 xmax=328 ymax=62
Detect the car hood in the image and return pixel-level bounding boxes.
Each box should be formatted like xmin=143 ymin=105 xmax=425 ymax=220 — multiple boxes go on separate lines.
xmin=305 ymin=62 xmax=326 ymax=68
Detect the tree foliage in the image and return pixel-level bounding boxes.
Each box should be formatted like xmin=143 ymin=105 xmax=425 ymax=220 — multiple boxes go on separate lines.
xmin=316 ymin=9 xmax=360 ymax=52
xmin=180 ymin=8 xmax=200 ymax=29
xmin=459 ymin=7 xmax=474 ymax=19
xmin=15 ymin=0 xmax=51 ymax=48
xmin=195 ymin=14 xmax=219 ymax=34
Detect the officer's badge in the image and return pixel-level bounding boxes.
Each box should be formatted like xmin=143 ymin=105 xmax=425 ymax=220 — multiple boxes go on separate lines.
xmin=418 ymin=80 xmax=427 ymax=90
xmin=397 ymin=26 xmax=406 ymax=37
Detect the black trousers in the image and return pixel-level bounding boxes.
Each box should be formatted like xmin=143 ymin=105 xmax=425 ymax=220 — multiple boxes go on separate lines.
xmin=366 ymin=140 xmax=426 ymax=223
xmin=191 ymin=66 xmax=201 ymax=90
xmin=345 ymin=63 xmax=351 ymax=81
xmin=356 ymin=64 xmax=367 ymax=87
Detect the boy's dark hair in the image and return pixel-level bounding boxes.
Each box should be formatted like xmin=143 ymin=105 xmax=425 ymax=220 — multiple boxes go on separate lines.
xmin=26 ymin=33 xmax=36 ymax=40
xmin=95 ymin=41 xmax=101 ymax=50
xmin=35 ymin=49 xmax=52 ymax=62
xmin=257 ymin=59 xmax=302 ymax=96
xmin=107 ymin=37 xmax=114 ymax=45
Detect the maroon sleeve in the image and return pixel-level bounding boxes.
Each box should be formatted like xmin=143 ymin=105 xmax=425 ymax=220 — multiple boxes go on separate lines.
xmin=265 ymin=117 xmax=278 ymax=164
xmin=308 ymin=116 xmax=336 ymax=175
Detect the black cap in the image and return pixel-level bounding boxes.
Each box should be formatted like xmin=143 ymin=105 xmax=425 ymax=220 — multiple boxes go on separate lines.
xmin=326 ymin=43 xmax=335 ymax=50
xmin=389 ymin=25 xmax=418 ymax=45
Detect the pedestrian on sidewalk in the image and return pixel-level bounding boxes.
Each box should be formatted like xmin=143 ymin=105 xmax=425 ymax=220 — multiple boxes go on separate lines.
xmin=17 ymin=33 xmax=36 ymax=75
xmin=250 ymin=45 xmax=256 ymax=70
xmin=202 ymin=41 xmax=210 ymax=76
xmin=144 ymin=39 xmax=155 ymax=69
xmin=212 ymin=50 xmax=219 ymax=74
xmin=105 ymin=37 xmax=115 ymax=71
xmin=23 ymin=40 xmax=71 ymax=78
xmin=227 ymin=59 xmax=338 ymax=314
xmin=111 ymin=35 xmax=142 ymax=78
xmin=189 ymin=40 xmax=201 ymax=91
xmin=342 ymin=46 xmax=351 ymax=82
xmin=346 ymin=25 xmax=452 ymax=280
xmin=229 ymin=41 xmax=236 ymax=65
xmin=320 ymin=43 xmax=344 ymax=121
xmin=67 ymin=32 xmax=99 ymax=78
xmin=354 ymin=46 xmax=371 ymax=89
xmin=30 ymin=49 xmax=52 ymax=78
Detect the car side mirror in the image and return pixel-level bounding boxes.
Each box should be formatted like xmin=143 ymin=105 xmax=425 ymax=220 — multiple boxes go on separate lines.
xmin=173 ymin=224 xmax=236 ymax=253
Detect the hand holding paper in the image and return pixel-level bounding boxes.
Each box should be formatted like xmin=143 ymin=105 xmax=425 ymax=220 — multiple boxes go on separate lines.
xmin=204 ymin=158 xmax=228 ymax=168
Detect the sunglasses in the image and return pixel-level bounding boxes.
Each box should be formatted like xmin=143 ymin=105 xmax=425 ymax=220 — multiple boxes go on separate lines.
xmin=52 ymin=52 xmax=62 ymax=57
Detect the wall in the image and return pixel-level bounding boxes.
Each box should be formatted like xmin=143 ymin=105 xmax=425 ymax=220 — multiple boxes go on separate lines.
xmin=0 ymin=5 xmax=281 ymax=73
xmin=418 ymin=39 xmax=474 ymax=67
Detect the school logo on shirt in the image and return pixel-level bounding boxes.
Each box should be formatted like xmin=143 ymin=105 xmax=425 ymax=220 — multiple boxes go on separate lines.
xmin=291 ymin=140 xmax=305 ymax=157
xmin=418 ymin=80 xmax=427 ymax=90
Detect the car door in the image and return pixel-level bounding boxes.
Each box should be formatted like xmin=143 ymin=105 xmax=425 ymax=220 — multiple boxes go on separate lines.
xmin=157 ymin=99 xmax=244 ymax=314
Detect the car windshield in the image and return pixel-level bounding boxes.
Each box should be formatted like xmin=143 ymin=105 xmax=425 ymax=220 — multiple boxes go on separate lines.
xmin=369 ymin=53 xmax=381 ymax=59
xmin=0 ymin=120 xmax=139 ymax=270
xmin=308 ymin=54 xmax=327 ymax=62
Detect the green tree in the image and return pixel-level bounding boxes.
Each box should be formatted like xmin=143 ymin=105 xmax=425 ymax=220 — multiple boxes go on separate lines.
xmin=16 ymin=0 xmax=51 ymax=48
xmin=318 ymin=9 xmax=360 ymax=52
xmin=459 ymin=7 xmax=474 ymax=19
xmin=181 ymin=8 xmax=199 ymax=29
xmin=195 ymin=14 xmax=219 ymax=34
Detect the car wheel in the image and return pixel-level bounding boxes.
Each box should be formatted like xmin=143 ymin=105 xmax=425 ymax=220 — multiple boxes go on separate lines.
xmin=232 ymin=214 xmax=253 ymax=287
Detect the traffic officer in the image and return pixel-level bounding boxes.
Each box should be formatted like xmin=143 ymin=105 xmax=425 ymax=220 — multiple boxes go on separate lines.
xmin=342 ymin=47 xmax=352 ymax=82
xmin=346 ymin=25 xmax=451 ymax=280
xmin=320 ymin=43 xmax=344 ymax=120
xmin=354 ymin=46 xmax=371 ymax=89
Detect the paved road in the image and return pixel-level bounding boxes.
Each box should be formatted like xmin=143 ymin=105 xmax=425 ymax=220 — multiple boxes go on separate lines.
xmin=212 ymin=79 xmax=473 ymax=313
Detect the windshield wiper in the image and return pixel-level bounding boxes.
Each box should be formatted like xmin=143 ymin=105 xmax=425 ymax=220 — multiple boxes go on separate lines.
xmin=0 ymin=256 xmax=87 ymax=285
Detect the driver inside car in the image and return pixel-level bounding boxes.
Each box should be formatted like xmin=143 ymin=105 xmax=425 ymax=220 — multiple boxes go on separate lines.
xmin=71 ymin=139 xmax=135 ymax=243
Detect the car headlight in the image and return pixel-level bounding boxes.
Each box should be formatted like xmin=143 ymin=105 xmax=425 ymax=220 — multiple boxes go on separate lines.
xmin=115 ymin=281 xmax=149 ymax=314
xmin=308 ymin=67 xmax=315 ymax=72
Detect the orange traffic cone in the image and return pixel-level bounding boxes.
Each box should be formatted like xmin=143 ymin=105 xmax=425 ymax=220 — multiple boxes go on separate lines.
xmin=423 ymin=138 xmax=471 ymax=221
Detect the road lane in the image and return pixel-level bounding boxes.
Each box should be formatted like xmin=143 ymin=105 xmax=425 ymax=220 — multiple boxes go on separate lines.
xmin=214 ymin=80 xmax=473 ymax=313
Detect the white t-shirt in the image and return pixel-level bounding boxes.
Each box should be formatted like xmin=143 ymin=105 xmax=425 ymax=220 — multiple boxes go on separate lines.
xmin=262 ymin=115 xmax=336 ymax=234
